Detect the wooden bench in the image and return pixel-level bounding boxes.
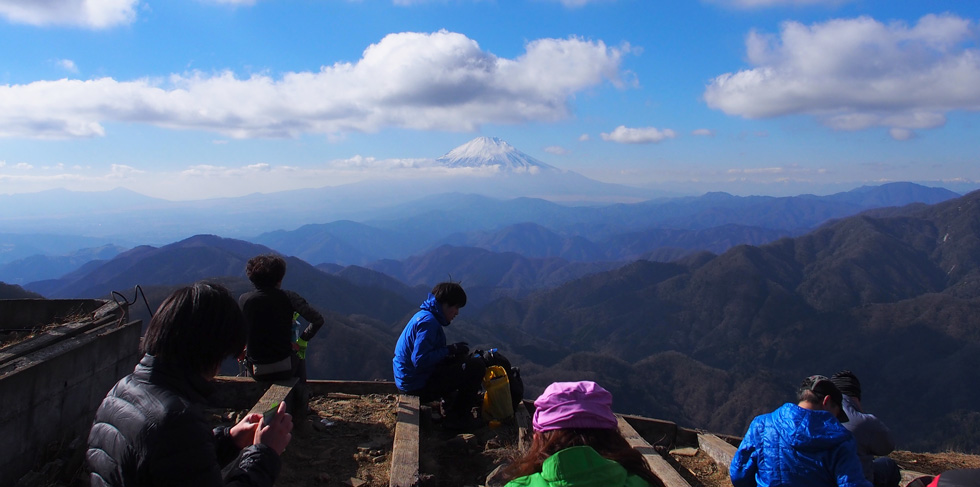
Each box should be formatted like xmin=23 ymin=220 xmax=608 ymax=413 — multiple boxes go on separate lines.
xmin=617 ymin=415 xmax=692 ymax=487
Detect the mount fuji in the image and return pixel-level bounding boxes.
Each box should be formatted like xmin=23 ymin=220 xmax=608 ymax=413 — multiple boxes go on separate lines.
xmin=0 ymin=136 xmax=666 ymax=242
xmin=436 ymin=136 xmax=561 ymax=174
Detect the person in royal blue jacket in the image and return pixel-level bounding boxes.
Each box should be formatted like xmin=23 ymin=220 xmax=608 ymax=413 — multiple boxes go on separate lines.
xmin=730 ymin=375 xmax=872 ymax=487
xmin=392 ymin=282 xmax=486 ymax=430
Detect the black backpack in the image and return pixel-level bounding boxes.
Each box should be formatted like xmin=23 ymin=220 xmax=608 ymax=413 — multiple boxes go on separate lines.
xmin=480 ymin=348 xmax=524 ymax=410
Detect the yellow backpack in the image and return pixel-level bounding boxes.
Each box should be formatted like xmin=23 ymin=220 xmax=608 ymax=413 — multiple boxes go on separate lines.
xmin=481 ymin=365 xmax=514 ymax=421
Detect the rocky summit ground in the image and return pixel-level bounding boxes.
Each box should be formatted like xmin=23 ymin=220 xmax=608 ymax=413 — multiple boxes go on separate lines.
xmin=15 ymin=393 xmax=980 ymax=487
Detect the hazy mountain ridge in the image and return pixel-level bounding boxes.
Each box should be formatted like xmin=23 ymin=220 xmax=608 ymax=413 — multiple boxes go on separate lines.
xmin=242 ymin=182 xmax=958 ymax=267
xmin=0 ymin=245 xmax=126 ymax=285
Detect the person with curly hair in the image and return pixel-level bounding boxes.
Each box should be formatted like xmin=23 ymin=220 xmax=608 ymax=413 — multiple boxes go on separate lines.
xmin=240 ymin=254 xmax=326 ymax=424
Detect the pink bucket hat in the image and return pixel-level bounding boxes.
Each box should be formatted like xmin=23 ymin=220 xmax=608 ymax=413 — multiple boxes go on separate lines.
xmin=532 ymin=381 xmax=618 ymax=432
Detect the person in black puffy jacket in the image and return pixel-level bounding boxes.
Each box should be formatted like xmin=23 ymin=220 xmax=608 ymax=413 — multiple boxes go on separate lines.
xmin=87 ymin=282 xmax=293 ymax=487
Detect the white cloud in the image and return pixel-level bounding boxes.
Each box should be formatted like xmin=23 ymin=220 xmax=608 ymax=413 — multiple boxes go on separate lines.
xmin=0 ymin=0 xmax=138 ymax=28
xmin=544 ymin=145 xmax=569 ymax=155
xmin=107 ymin=164 xmax=144 ymax=178
xmin=544 ymin=0 xmax=618 ymax=7
xmin=578 ymin=133 xmax=590 ymax=141
xmin=56 ymin=59 xmax=79 ymax=73
xmin=707 ymin=0 xmax=852 ymax=8
xmin=203 ymin=0 xmax=257 ymax=5
xmin=692 ymin=128 xmax=715 ymax=136
xmin=0 ymin=31 xmax=629 ymax=140
xmin=704 ymin=14 xmax=980 ymax=136
xmin=601 ymin=125 xmax=677 ymax=144
xmin=889 ymin=128 xmax=915 ymax=141
xmin=727 ymin=167 xmax=786 ymax=174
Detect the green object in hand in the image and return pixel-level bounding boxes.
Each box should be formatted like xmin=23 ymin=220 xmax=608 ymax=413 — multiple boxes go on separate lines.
xmin=295 ymin=338 xmax=308 ymax=359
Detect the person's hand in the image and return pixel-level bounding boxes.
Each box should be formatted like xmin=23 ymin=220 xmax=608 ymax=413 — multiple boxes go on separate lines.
xmin=229 ymin=413 xmax=263 ymax=450
xmin=254 ymin=401 xmax=293 ymax=455
xmin=447 ymin=342 xmax=469 ymax=357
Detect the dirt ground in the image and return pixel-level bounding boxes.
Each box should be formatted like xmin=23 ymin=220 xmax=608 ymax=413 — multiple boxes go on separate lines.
xmin=216 ymin=392 xmax=400 ymax=487
xmin=15 ymin=393 xmax=980 ymax=487
xmin=416 ymin=402 xmax=519 ymax=487
xmin=669 ymin=447 xmax=980 ymax=487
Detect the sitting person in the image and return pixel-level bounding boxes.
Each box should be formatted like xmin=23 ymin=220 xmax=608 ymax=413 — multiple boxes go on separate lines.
xmin=87 ymin=282 xmax=293 ymax=487
xmin=831 ymin=370 xmax=900 ymax=487
xmin=730 ymin=374 xmax=870 ymax=487
xmin=500 ymin=381 xmax=665 ymax=487
xmin=392 ymin=281 xmax=486 ymax=430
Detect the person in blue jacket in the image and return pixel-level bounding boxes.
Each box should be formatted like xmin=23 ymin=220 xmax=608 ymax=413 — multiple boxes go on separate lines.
xmin=392 ymin=282 xmax=486 ymax=430
xmin=730 ymin=375 xmax=872 ymax=487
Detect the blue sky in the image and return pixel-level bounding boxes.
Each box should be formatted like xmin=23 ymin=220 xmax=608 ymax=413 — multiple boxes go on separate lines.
xmin=1 ymin=0 xmax=978 ymax=200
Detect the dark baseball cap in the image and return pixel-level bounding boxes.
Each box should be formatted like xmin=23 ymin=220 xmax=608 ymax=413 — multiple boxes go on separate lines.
xmin=800 ymin=375 xmax=849 ymax=423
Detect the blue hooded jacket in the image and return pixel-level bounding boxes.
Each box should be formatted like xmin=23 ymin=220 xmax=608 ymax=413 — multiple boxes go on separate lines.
xmin=730 ymin=403 xmax=871 ymax=487
xmin=392 ymin=294 xmax=451 ymax=391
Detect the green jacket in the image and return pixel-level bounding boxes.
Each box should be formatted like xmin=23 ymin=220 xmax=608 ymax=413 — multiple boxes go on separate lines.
xmin=504 ymin=446 xmax=652 ymax=487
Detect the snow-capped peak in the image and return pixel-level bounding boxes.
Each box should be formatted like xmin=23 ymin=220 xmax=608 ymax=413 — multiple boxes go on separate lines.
xmin=436 ymin=137 xmax=559 ymax=174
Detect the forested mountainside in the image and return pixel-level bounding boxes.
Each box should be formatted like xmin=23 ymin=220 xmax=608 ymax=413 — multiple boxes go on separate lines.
xmin=470 ymin=189 xmax=980 ymax=453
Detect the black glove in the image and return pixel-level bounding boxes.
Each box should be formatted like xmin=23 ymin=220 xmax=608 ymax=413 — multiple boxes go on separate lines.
xmin=447 ymin=342 xmax=469 ymax=357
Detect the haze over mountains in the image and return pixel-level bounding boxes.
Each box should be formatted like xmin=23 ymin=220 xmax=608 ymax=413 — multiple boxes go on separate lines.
xmin=2 ymin=137 xmax=978 ymax=454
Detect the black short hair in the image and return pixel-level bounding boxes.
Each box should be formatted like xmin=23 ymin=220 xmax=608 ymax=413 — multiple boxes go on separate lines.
xmin=246 ymin=254 xmax=286 ymax=288
xmin=431 ymin=281 xmax=466 ymax=308
xmin=142 ymin=282 xmax=246 ymax=376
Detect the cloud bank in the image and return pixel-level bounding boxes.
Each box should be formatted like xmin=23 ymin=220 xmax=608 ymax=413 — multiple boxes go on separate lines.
xmin=704 ymin=14 xmax=980 ymax=139
xmin=0 ymin=31 xmax=628 ymax=140
xmin=0 ymin=0 xmax=138 ymax=28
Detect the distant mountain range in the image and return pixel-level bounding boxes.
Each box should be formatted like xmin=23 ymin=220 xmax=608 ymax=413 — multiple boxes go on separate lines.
xmin=0 ymin=181 xmax=961 ymax=289
xmin=6 ymin=187 xmax=980 ymax=453
xmin=0 ymin=136 xmax=962 ymax=246
xmin=0 ymin=137 xmax=660 ymax=242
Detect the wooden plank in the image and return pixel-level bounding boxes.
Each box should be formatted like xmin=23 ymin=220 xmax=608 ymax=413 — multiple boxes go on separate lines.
xmin=246 ymin=377 xmax=299 ymax=416
xmin=698 ymin=433 xmax=736 ymax=471
xmin=515 ymin=401 xmax=532 ymax=453
xmin=618 ymin=413 xmax=682 ymax=448
xmin=389 ymin=395 xmax=420 ymax=487
xmin=617 ymin=415 xmax=691 ymax=487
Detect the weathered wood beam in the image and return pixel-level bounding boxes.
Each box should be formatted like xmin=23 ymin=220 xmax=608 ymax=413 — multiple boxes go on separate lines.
xmin=247 ymin=377 xmax=299 ymax=417
xmin=617 ymin=415 xmax=691 ymax=487
xmin=698 ymin=433 xmax=736 ymax=472
xmin=389 ymin=395 xmax=420 ymax=487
